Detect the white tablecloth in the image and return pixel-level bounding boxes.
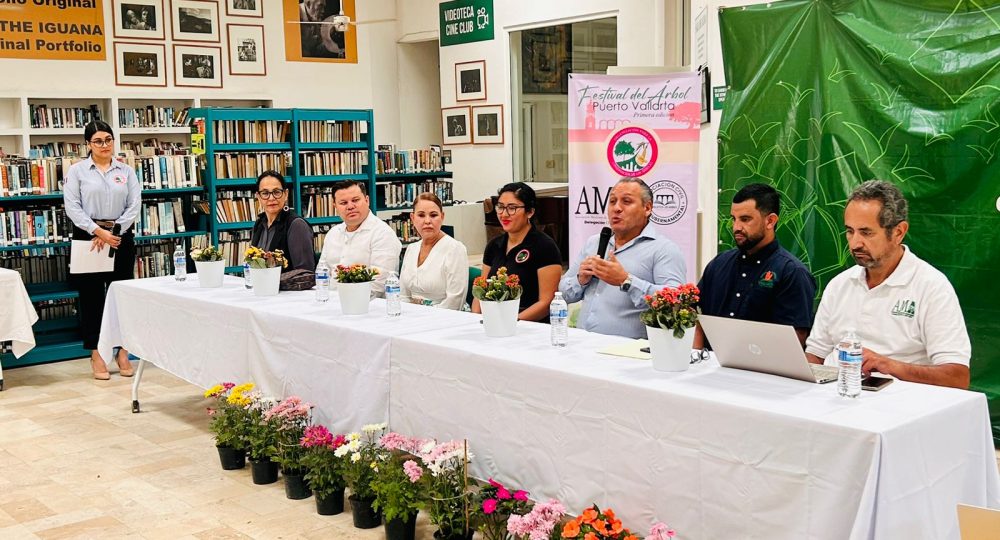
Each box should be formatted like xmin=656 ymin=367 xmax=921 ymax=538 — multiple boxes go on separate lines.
xmin=99 ymin=275 xmax=1000 ymax=539
xmin=0 ymin=268 xmax=38 ymax=360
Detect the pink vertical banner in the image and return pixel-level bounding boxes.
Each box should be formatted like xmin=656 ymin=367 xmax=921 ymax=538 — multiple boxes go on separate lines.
xmin=568 ymin=73 xmax=700 ymax=281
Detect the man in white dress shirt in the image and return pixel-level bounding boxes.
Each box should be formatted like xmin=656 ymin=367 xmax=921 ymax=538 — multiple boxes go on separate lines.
xmin=805 ymin=180 xmax=971 ymax=389
xmin=318 ymin=181 xmax=402 ymax=296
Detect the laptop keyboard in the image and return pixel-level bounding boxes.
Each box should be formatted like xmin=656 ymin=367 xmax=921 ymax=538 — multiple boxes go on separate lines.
xmin=810 ymin=364 xmax=840 ymax=381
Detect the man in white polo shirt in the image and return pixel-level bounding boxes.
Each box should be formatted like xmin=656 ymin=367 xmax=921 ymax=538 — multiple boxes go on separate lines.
xmin=805 ymin=180 xmax=971 ymax=389
xmin=319 ymin=180 xmax=402 ymax=296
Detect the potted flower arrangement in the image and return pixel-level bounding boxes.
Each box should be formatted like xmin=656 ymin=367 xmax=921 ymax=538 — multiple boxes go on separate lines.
xmin=335 ymin=422 xmax=387 ymax=529
xmin=244 ymin=247 xmax=288 ymax=296
xmin=506 ymin=498 xmax=565 ymax=540
xmin=300 ymin=425 xmax=348 ymax=516
xmin=559 ymin=505 xmax=638 ymax=540
xmin=335 ymin=264 xmax=379 ymax=315
xmin=475 ymin=478 xmax=531 ymax=540
xmin=244 ymin=394 xmax=281 ymax=484
xmin=265 ymin=396 xmax=314 ymax=500
xmin=372 ymin=432 xmax=429 ymax=540
xmin=416 ymin=439 xmax=474 ymax=540
xmin=640 ymin=283 xmax=701 ymax=372
xmin=190 ymin=245 xmax=225 ymax=288
xmin=472 ymin=267 xmax=523 ymax=337
xmin=204 ymin=382 xmax=254 ymax=470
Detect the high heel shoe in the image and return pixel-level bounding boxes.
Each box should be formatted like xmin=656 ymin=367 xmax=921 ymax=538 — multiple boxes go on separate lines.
xmin=90 ymin=356 xmax=110 ymax=381
xmin=116 ymin=351 xmax=135 ymax=377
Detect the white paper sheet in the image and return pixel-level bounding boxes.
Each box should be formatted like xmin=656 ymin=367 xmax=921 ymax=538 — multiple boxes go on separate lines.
xmin=69 ymin=239 xmax=115 ymax=274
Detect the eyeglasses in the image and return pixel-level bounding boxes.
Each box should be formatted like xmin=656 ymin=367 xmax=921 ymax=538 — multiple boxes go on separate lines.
xmin=495 ymin=204 xmax=525 ymax=215
xmin=257 ymin=190 xmax=285 ymax=199
xmin=89 ymin=137 xmax=115 ymax=147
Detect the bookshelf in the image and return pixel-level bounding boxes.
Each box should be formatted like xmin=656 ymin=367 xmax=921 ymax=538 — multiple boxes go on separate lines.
xmin=188 ymin=107 xmax=376 ymax=272
xmin=0 ymin=95 xmax=266 ymax=369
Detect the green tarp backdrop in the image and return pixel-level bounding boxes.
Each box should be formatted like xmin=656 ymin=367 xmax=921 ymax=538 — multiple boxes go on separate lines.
xmin=718 ymin=0 xmax=1000 ymax=443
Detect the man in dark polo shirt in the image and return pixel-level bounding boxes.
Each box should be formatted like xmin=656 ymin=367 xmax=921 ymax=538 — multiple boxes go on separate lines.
xmin=693 ymin=183 xmax=816 ymax=350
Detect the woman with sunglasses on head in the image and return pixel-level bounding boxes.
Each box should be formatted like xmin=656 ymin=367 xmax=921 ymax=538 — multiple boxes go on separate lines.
xmin=399 ymin=192 xmax=468 ymax=309
xmin=249 ymin=170 xmax=316 ymax=272
xmin=473 ymin=182 xmax=562 ymax=322
xmin=63 ymin=121 xmax=141 ymax=380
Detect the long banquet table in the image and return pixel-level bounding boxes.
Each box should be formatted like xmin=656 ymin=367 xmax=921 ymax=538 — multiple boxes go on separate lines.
xmin=0 ymin=267 xmax=39 ymax=389
xmin=99 ymin=275 xmax=1000 ymax=539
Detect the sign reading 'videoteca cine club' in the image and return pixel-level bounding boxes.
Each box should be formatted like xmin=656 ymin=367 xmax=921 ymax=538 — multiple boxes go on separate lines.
xmin=439 ymin=0 xmax=493 ymax=47
xmin=0 ymin=0 xmax=106 ymax=60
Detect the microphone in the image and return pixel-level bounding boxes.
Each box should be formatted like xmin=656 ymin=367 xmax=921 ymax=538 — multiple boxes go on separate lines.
xmin=596 ymin=226 xmax=613 ymax=259
xmin=108 ymin=223 xmax=121 ymax=258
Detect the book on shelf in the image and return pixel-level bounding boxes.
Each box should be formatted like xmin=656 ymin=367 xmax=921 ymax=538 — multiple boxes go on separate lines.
xmin=1 ymin=156 xmax=83 ymax=196
xmin=33 ymin=298 xmax=77 ymax=321
xmin=301 ymin=186 xmax=339 ymax=218
xmin=311 ymin=223 xmax=334 ymax=254
xmin=29 ymin=103 xmax=102 ymax=129
xmin=29 ymin=142 xmax=87 ymax=158
xmin=298 ymin=120 xmax=364 ymax=143
xmin=135 ymin=198 xmax=187 ymax=236
xmin=215 ymin=190 xmax=261 ymax=223
xmin=135 ymin=240 xmax=186 ymax=278
xmin=299 ymin=150 xmax=367 ymax=176
xmin=1 ymin=206 xmax=71 ymax=247
xmin=214 ymin=152 xmax=289 ymax=179
xmin=377 ymin=180 xmax=454 ymax=210
xmin=0 ymin=246 xmax=69 ymax=285
xmin=383 ymin=212 xmax=420 ymax=243
xmin=120 ymin=139 xmax=189 ymax=155
xmin=375 ymin=145 xmax=443 ymax=174
xmin=123 ymin=154 xmax=200 ymax=189
xmin=119 ymin=106 xmax=191 ymax=129
xmin=213 ymin=120 xmax=291 ymax=144
xmin=216 ymin=230 xmax=253 ymax=267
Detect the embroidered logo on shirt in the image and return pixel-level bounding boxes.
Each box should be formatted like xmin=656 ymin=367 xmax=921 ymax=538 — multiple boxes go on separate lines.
xmin=113 ymin=174 xmax=126 ymax=184
xmin=891 ymin=299 xmax=916 ymax=318
xmin=515 ymin=249 xmax=530 ymax=263
xmin=758 ymin=270 xmax=778 ymax=289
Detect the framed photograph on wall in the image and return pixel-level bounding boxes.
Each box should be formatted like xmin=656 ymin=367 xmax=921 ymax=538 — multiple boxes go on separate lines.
xmin=700 ymin=65 xmax=711 ymax=124
xmin=441 ymin=106 xmax=472 ymax=145
xmin=113 ymin=0 xmax=165 ymax=40
xmin=227 ymin=24 xmax=266 ymax=75
xmin=114 ymin=41 xmax=168 ymax=87
xmin=171 ymin=0 xmax=220 ymax=43
xmin=173 ymin=44 xmax=223 ymax=87
xmin=472 ymin=104 xmax=503 ymax=145
xmin=226 ymin=0 xmax=262 ymax=17
xmin=282 ymin=0 xmax=358 ymax=64
xmin=455 ymin=60 xmax=486 ymax=102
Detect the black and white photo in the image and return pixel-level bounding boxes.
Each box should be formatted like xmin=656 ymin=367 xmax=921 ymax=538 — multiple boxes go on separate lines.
xmin=472 ymin=104 xmax=504 ymax=144
xmin=227 ymin=24 xmax=267 ymax=76
xmin=441 ymin=106 xmax=472 ymax=145
xmin=226 ymin=0 xmax=262 ymax=17
xmin=455 ymin=60 xmax=487 ymax=102
xmin=171 ymin=0 xmax=221 ymax=42
xmin=174 ymin=44 xmax=223 ymax=87
xmin=114 ymin=41 xmax=167 ymax=86
xmin=113 ymin=0 xmax=165 ymax=40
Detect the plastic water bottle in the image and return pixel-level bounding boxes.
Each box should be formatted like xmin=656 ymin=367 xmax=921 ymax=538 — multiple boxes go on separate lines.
xmin=243 ymin=262 xmax=253 ymax=289
xmin=315 ymin=261 xmax=330 ymax=302
xmin=173 ymin=244 xmax=186 ymax=281
xmin=385 ymin=271 xmax=401 ymax=316
xmin=550 ymin=292 xmax=568 ymax=347
xmin=837 ymin=329 xmax=863 ymax=398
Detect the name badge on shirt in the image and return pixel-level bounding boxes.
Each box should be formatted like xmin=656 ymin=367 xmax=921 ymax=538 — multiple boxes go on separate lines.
xmin=515 ymin=249 xmax=530 ymax=263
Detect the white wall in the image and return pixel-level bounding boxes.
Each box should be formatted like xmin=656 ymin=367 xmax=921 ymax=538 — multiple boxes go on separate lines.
xmin=397 ymin=40 xmax=443 ymax=149
xmin=0 ymin=0 xmax=403 ymax=144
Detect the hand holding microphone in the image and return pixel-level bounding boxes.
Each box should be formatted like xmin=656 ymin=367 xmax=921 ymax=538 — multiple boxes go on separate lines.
xmin=578 ymin=227 xmax=614 ymax=286
xmin=107 ymin=223 xmax=122 ymax=258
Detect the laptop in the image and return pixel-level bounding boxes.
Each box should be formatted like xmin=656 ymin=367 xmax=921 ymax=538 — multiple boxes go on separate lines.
xmin=699 ymin=315 xmax=839 ymax=384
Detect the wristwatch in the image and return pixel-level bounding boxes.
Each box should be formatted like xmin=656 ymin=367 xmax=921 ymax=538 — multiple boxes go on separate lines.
xmin=620 ymin=275 xmax=633 ymax=292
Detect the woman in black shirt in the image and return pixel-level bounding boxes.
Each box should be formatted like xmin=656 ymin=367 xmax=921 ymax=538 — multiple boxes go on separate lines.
xmin=250 ymin=171 xmax=315 ymax=272
xmin=474 ymin=182 xmax=561 ymax=322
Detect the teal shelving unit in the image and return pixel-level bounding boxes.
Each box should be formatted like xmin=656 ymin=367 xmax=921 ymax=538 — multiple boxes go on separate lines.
xmin=374 ymin=170 xmax=453 ymax=212
xmin=188 ymin=107 xmax=376 ymax=273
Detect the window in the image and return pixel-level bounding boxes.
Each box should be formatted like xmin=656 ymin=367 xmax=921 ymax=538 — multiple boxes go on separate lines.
xmin=511 ymin=17 xmax=617 ymax=183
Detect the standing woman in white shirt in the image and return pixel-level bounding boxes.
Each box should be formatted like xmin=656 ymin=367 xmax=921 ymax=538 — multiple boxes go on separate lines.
xmin=63 ymin=121 xmax=141 ymax=380
xmin=399 ymin=193 xmax=468 ymax=309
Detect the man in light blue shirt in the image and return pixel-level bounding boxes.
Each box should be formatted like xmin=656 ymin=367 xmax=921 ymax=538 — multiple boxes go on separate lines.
xmin=560 ymin=178 xmax=686 ymax=339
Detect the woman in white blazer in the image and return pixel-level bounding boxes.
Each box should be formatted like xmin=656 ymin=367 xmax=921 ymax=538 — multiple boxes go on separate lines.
xmin=399 ymin=193 xmax=468 ymax=309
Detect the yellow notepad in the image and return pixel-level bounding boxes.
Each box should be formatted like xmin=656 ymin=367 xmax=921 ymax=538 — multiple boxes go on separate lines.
xmin=598 ymin=339 xmax=651 ymax=360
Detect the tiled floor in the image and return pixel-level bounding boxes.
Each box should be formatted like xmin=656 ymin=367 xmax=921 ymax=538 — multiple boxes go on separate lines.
xmin=0 ymin=359 xmax=439 ymax=539
xmin=1 ymin=360 xmax=998 ymax=539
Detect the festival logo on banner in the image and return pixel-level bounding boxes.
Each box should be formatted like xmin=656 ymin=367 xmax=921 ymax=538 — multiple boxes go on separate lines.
xmin=568 ymin=73 xmax=700 ymax=281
